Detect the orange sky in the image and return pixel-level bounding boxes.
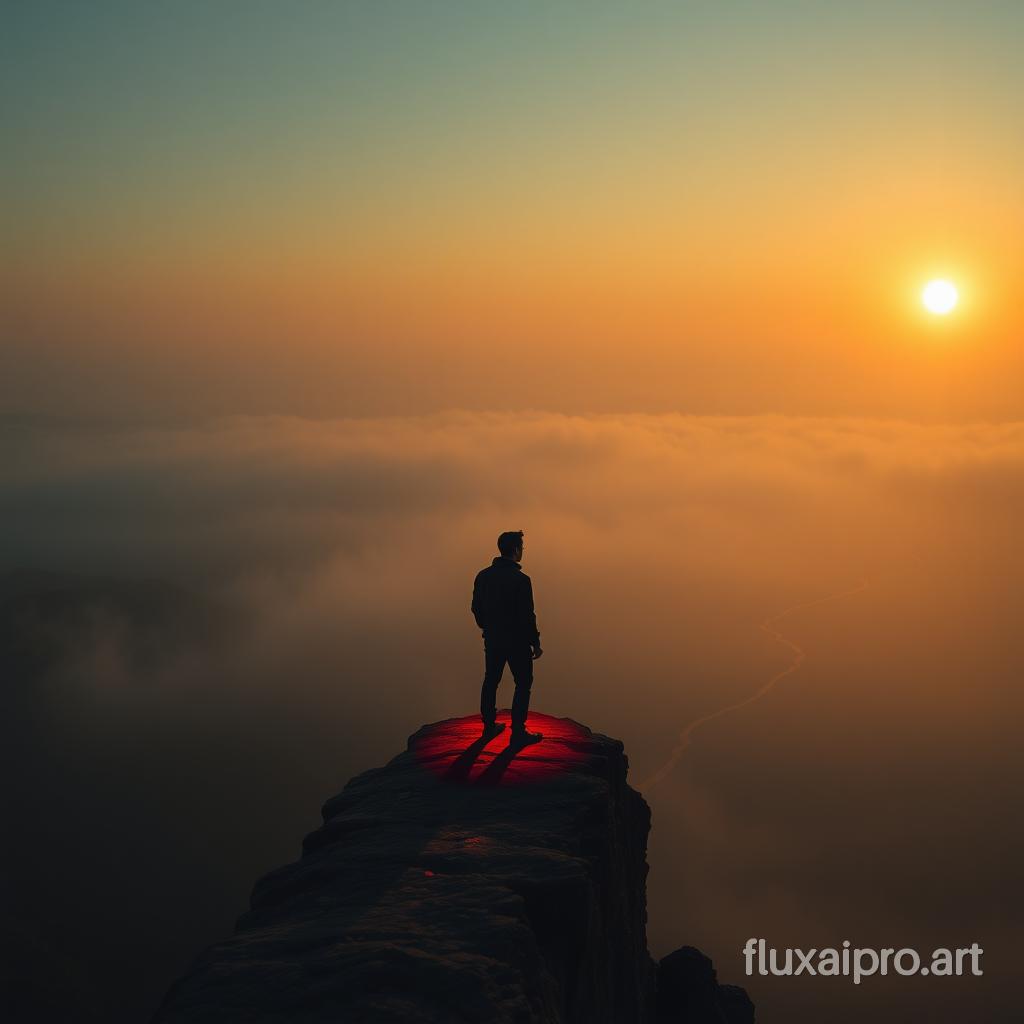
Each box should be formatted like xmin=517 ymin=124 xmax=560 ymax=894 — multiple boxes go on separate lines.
xmin=4 ymin=3 xmax=1023 ymax=423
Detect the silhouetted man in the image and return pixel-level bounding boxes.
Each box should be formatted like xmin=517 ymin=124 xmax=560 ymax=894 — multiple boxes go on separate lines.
xmin=472 ymin=530 xmax=544 ymax=746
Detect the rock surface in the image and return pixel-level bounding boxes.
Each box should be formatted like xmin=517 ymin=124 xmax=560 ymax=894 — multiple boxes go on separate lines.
xmin=153 ymin=711 xmax=753 ymax=1023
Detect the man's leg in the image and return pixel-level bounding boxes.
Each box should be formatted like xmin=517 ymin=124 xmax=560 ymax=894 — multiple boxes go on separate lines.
xmin=507 ymin=644 xmax=535 ymax=734
xmin=480 ymin=643 xmax=507 ymax=727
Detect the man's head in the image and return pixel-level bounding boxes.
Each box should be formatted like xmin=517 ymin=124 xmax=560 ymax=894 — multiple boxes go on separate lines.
xmin=497 ymin=530 xmax=524 ymax=562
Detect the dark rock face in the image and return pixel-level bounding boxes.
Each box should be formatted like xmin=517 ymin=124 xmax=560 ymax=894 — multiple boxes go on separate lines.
xmin=154 ymin=712 xmax=752 ymax=1023
xmin=656 ymin=947 xmax=755 ymax=1024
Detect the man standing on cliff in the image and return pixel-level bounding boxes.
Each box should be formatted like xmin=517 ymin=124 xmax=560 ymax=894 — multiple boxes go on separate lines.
xmin=472 ymin=530 xmax=544 ymax=746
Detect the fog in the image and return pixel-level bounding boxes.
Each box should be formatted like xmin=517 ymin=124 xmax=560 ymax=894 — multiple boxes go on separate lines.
xmin=2 ymin=411 xmax=1021 ymax=1022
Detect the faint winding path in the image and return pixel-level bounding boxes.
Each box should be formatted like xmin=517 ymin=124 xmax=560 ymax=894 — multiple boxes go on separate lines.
xmin=638 ymin=579 xmax=869 ymax=791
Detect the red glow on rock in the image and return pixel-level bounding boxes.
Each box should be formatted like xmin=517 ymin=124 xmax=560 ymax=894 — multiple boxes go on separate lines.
xmin=413 ymin=711 xmax=594 ymax=785
xmin=423 ymin=869 xmax=435 ymax=877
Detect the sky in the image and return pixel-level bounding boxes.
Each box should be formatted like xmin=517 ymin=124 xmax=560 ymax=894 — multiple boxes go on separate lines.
xmin=4 ymin=0 xmax=1023 ymax=421
xmin=2 ymin=4 xmax=1022 ymax=1023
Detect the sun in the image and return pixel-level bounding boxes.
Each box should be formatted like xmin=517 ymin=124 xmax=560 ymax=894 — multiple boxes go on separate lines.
xmin=921 ymin=279 xmax=958 ymax=315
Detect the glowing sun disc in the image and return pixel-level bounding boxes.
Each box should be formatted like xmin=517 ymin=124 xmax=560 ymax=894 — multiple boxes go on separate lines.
xmin=922 ymin=279 xmax=958 ymax=315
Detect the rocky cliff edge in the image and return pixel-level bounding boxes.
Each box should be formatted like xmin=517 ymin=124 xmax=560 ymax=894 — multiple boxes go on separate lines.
xmin=154 ymin=711 xmax=753 ymax=1024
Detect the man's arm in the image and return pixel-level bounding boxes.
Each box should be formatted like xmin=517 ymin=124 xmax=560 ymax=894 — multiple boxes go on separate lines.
xmin=471 ymin=570 xmax=487 ymax=631
xmin=520 ymin=575 xmax=541 ymax=653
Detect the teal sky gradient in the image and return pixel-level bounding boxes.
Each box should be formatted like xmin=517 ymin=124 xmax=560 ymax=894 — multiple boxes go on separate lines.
xmin=5 ymin=1 xmax=1021 ymax=246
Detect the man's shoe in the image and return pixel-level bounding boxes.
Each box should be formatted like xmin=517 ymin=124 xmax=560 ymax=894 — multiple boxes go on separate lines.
xmin=510 ymin=729 xmax=543 ymax=747
xmin=481 ymin=722 xmax=506 ymax=739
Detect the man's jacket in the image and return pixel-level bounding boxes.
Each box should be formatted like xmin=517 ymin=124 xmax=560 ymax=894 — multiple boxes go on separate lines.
xmin=471 ymin=556 xmax=540 ymax=647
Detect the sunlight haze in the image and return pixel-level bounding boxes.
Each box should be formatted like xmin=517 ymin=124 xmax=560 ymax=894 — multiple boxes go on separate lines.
xmin=2 ymin=4 xmax=1021 ymax=1023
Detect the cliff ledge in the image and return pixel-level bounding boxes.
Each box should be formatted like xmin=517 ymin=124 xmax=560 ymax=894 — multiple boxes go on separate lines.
xmin=154 ymin=711 xmax=753 ymax=1023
